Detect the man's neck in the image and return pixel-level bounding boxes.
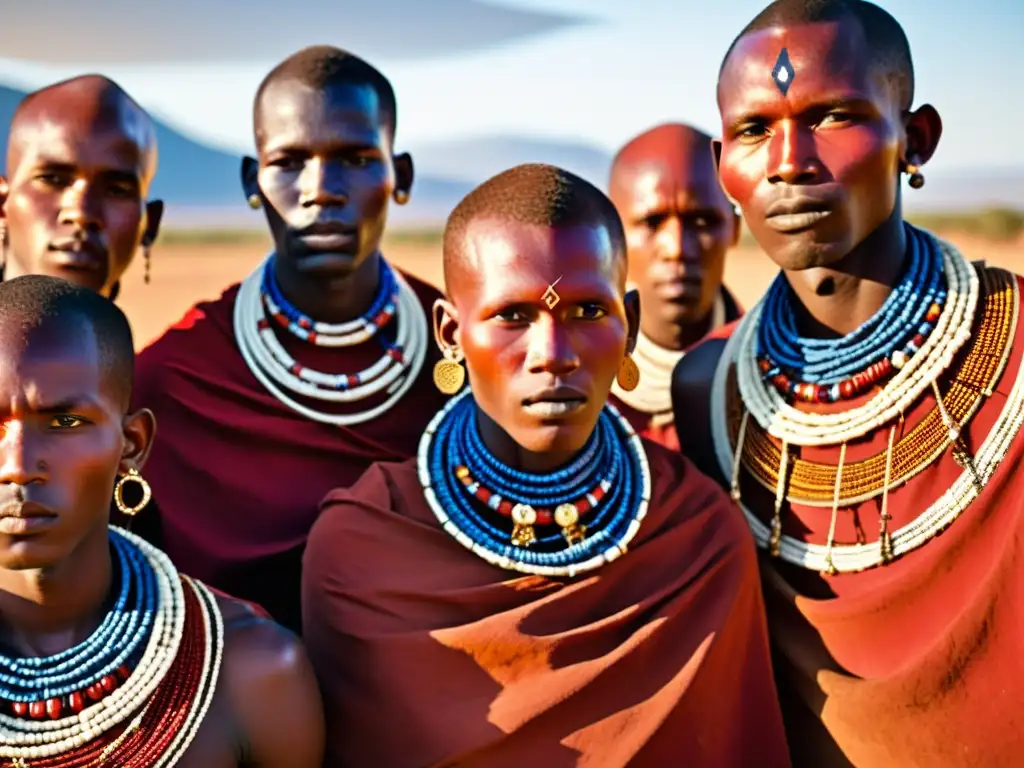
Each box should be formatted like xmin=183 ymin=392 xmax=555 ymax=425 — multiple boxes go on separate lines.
xmin=783 ymin=212 xmax=908 ymax=338
xmin=0 ymin=526 xmax=113 ymax=658
xmin=273 ymin=250 xmax=384 ymax=325
xmin=644 ymin=302 xmax=716 ymax=353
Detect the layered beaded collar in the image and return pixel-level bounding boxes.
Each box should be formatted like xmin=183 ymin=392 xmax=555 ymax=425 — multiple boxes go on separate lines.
xmin=418 ymin=389 xmax=652 ymax=578
xmin=0 ymin=527 xmax=224 ymax=766
xmin=710 ymin=228 xmax=1024 ymax=574
xmin=233 ymin=254 xmax=428 ymax=426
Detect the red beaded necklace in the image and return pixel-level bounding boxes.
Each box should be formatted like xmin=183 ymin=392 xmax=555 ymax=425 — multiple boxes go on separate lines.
xmin=1 ymin=578 xmax=214 ymax=768
xmin=758 ymin=300 xmax=944 ymax=404
xmin=7 ymin=665 xmax=132 ymax=722
xmin=454 ymin=465 xmax=610 ymax=546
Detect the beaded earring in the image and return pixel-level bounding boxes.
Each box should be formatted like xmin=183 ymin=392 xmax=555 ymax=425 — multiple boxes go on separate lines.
xmin=248 ymin=193 xmax=262 ymax=209
xmin=616 ymin=355 xmax=640 ymax=391
xmin=394 ymin=189 xmax=410 ymax=205
xmin=905 ymin=163 xmax=925 ymax=189
xmin=143 ymin=242 xmax=152 ymax=284
xmin=114 ymin=468 xmax=152 ymax=524
xmin=433 ymin=346 xmax=465 ymax=394
xmin=0 ymin=218 xmax=6 ymax=279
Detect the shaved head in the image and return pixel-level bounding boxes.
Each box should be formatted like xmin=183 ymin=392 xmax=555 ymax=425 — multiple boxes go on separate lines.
xmin=721 ymin=0 xmax=914 ymax=110
xmin=0 ymin=276 xmax=135 ymax=410
xmin=8 ymin=74 xmax=157 ymax=184
xmin=253 ymin=45 xmax=397 ymax=145
xmin=443 ymin=163 xmax=626 ymax=294
xmin=606 ymin=124 xmax=738 ymax=348
xmin=610 ymin=123 xmax=717 ymax=193
xmin=0 ymin=74 xmax=162 ymax=296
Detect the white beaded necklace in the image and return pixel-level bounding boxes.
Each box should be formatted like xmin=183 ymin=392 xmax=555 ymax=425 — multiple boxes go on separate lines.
xmin=612 ymin=292 xmax=726 ymax=418
xmin=233 ymin=256 xmax=429 ymax=426
xmin=736 ymin=239 xmax=978 ymax=446
xmin=0 ymin=528 xmax=224 ymax=763
xmin=709 ymin=242 xmax=1024 ymax=573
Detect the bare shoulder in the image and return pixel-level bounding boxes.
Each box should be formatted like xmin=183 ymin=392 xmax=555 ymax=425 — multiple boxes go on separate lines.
xmin=214 ymin=594 xmax=325 ymax=767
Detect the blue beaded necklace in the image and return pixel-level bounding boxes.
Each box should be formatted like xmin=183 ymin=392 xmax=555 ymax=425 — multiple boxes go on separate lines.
xmin=0 ymin=529 xmax=156 ymax=710
xmin=757 ymin=224 xmax=947 ymax=402
xmin=260 ymin=255 xmax=399 ymax=343
xmin=419 ymin=389 xmax=652 ymax=576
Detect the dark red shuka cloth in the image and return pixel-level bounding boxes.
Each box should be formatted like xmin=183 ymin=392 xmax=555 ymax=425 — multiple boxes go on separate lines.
xmin=131 ymin=269 xmax=448 ymax=633
xmin=302 ymin=438 xmax=790 ymax=767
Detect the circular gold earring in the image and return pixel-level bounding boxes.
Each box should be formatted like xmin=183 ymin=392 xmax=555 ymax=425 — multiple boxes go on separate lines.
xmin=433 ymin=347 xmax=465 ymax=394
xmin=247 ymin=193 xmax=262 ymax=209
xmin=616 ymin=355 xmax=640 ymax=391
xmin=394 ymin=189 xmax=410 ymax=205
xmin=114 ymin=468 xmax=152 ymax=518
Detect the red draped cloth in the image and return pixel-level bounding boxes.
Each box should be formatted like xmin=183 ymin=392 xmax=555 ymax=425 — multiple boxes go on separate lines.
xmin=131 ymin=269 xmax=447 ymax=633
xmin=302 ymin=439 xmax=790 ymax=767
xmin=728 ymin=272 xmax=1024 ymax=766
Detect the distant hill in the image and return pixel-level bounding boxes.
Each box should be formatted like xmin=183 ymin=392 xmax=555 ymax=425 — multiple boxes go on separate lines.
xmin=409 ymin=134 xmax=614 ymax=187
xmin=0 ymin=82 xmax=473 ymax=228
xmin=0 ymin=81 xmax=1021 ymax=230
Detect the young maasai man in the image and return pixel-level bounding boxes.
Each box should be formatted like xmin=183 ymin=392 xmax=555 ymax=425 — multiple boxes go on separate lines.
xmin=302 ymin=164 xmax=789 ymax=767
xmin=132 ymin=46 xmax=447 ymax=633
xmin=0 ymin=276 xmax=323 ymax=766
xmin=608 ymin=122 xmax=743 ymax=449
xmin=672 ymin=1 xmax=1024 ymax=764
xmin=0 ymin=75 xmax=164 ymax=300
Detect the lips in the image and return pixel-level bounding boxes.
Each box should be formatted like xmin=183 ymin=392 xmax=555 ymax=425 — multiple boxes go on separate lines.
xmin=298 ymin=221 xmax=358 ymax=253
xmin=0 ymin=501 xmax=58 ymax=535
xmin=522 ymin=385 xmax=587 ymax=418
xmin=655 ymin=276 xmax=702 ymax=301
xmin=47 ymin=237 xmax=107 ymax=270
xmin=763 ymin=192 xmax=838 ymax=234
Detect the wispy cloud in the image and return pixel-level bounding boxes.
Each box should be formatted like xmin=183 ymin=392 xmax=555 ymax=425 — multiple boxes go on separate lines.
xmin=0 ymin=0 xmax=595 ymax=63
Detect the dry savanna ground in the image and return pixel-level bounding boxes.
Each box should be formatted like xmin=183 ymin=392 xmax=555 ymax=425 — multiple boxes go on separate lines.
xmin=118 ymin=230 xmax=1023 ymax=351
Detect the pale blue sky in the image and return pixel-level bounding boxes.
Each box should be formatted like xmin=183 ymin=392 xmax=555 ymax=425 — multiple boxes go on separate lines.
xmin=0 ymin=0 xmax=1019 ymax=172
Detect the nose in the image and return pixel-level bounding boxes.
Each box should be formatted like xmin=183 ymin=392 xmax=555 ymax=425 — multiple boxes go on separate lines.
xmin=0 ymin=421 xmax=46 ymax=487
xmin=526 ymin=317 xmax=580 ymax=376
xmin=656 ymin=216 xmax=701 ymax=265
xmin=301 ymin=157 xmax=348 ymax=208
xmin=58 ymin=181 xmax=103 ymax=232
xmin=766 ymin=119 xmax=822 ymax=185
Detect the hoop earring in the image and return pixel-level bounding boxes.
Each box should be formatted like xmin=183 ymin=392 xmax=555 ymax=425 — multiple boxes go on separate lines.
xmin=247 ymin=193 xmax=262 ymax=209
xmin=905 ymin=163 xmax=925 ymax=189
xmin=433 ymin=346 xmax=466 ymax=394
xmin=114 ymin=468 xmax=152 ymax=520
xmin=616 ymin=355 xmax=640 ymax=391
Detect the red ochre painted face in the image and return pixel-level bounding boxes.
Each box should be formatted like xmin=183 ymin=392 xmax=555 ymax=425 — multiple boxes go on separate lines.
xmin=440 ymin=217 xmax=637 ymax=458
xmin=715 ymin=18 xmax=933 ymax=271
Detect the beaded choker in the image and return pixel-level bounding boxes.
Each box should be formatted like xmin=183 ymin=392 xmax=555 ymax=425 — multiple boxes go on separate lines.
xmin=234 ymin=254 xmax=428 ymax=426
xmin=710 ymin=231 xmax=1023 ymax=573
xmin=757 ymin=225 xmax=947 ymax=403
xmin=418 ymin=389 xmax=652 ymax=577
xmin=0 ymin=528 xmax=224 ymax=766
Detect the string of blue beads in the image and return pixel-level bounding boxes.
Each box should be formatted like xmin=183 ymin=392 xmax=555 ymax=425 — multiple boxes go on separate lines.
xmin=427 ymin=394 xmax=643 ymax=567
xmin=757 ymin=224 xmax=947 ymax=386
xmin=261 ymin=254 xmax=397 ymax=336
xmin=0 ymin=531 xmax=156 ymax=701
